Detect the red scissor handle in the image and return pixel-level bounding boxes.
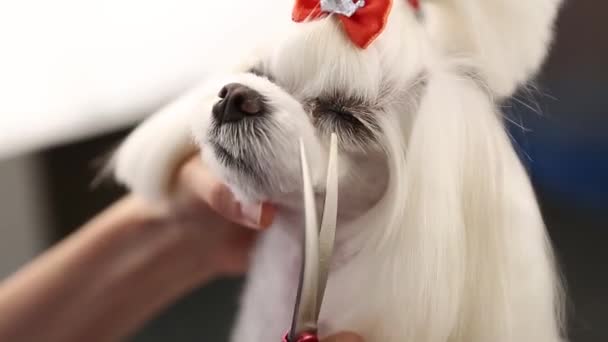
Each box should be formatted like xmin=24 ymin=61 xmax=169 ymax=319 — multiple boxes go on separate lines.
xmin=282 ymin=332 xmax=319 ymax=342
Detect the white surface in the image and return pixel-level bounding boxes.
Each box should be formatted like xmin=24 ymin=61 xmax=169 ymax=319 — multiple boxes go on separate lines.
xmin=0 ymin=0 xmax=292 ymax=159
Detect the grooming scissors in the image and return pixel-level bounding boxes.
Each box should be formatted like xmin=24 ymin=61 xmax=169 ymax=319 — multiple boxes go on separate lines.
xmin=283 ymin=133 xmax=339 ymax=342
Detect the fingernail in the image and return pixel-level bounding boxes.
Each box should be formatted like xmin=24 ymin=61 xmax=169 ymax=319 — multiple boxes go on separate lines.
xmin=259 ymin=203 xmax=275 ymax=228
xmin=241 ymin=202 xmax=275 ymax=229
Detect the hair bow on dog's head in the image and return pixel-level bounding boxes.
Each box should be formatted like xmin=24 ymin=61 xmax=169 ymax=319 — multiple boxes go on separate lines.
xmin=293 ymin=0 xmax=420 ymax=49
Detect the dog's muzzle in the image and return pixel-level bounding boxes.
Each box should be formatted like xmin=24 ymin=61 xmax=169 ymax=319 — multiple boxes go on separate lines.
xmin=212 ymin=83 xmax=268 ymax=125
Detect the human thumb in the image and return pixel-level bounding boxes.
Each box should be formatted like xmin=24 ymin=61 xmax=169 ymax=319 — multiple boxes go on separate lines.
xmin=176 ymin=155 xmax=275 ymax=229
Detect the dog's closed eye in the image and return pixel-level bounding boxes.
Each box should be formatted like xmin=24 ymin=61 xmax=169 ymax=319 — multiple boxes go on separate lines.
xmin=313 ymin=101 xmax=364 ymax=128
xmin=308 ymin=95 xmax=380 ymax=151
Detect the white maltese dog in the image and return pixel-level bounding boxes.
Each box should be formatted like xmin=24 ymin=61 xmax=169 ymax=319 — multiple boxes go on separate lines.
xmin=111 ymin=0 xmax=566 ymax=341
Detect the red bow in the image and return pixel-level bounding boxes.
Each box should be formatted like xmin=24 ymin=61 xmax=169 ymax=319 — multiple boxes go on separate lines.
xmin=292 ymin=0 xmax=420 ymax=49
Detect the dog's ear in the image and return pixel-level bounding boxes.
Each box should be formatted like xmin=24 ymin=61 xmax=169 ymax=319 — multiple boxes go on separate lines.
xmin=421 ymin=0 xmax=563 ymax=97
xmin=109 ymin=87 xmax=202 ymax=202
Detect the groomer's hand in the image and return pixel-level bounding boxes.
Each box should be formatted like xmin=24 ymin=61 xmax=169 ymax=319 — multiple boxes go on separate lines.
xmin=176 ymin=155 xmax=274 ymax=230
xmin=0 ymin=154 xmax=276 ymax=342
xmin=170 ymin=155 xmax=275 ymax=277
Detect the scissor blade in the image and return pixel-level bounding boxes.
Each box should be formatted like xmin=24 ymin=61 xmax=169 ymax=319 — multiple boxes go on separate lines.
xmin=316 ymin=133 xmax=338 ymax=320
xmin=290 ymin=139 xmax=321 ymax=340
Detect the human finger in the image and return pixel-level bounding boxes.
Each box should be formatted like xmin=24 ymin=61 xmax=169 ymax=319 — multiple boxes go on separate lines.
xmin=175 ymin=155 xmax=275 ymax=229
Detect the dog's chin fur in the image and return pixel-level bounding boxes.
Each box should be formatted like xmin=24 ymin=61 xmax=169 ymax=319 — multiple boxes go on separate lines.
xmin=111 ymin=0 xmax=566 ymax=341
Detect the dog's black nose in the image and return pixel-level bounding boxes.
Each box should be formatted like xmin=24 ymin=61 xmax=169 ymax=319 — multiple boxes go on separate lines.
xmin=212 ymin=83 xmax=265 ymax=123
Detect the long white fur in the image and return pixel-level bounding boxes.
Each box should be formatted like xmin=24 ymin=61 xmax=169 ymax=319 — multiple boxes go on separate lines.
xmin=111 ymin=0 xmax=565 ymax=341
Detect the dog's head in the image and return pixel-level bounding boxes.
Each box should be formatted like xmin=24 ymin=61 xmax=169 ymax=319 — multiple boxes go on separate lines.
xmin=191 ymin=5 xmax=418 ymax=216
xmin=190 ymin=0 xmax=562 ymax=218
